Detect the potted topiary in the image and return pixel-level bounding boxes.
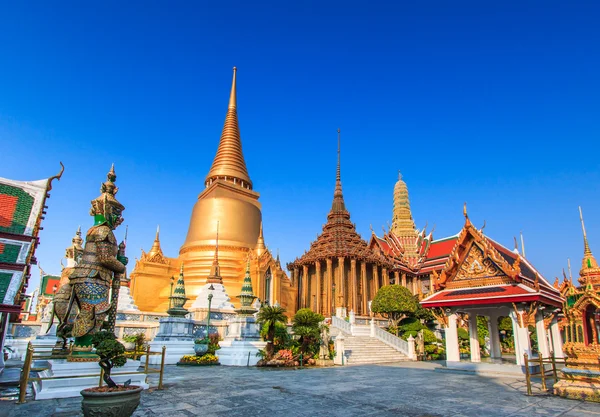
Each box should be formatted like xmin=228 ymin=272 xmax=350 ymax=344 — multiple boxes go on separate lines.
xmin=121 ymin=334 xmax=137 ymax=351
xmin=80 ymin=331 xmax=143 ymax=417
xmin=193 ymin=338 xmax=209 ymax=355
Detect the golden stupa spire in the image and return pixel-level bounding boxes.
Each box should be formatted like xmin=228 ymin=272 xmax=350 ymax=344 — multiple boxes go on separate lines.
xmin=147 ymin=225 xmax=163 ymax=257
xmin=390 ymin=170 xmax=416 ymax=237
xmin=207 ymin=221 xmax=223 ymax=284
xmin=578 ymin=207 xmax=599 ymax=278
xmin=256 ymin=222 xmax=266 ymax=256
xmin=205 ymin=67 xmax=252 ymax=190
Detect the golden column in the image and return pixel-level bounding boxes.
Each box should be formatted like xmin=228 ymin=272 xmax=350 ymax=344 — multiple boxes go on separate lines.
xmin=394 ymin=271 xmax=400 ymax=286
xmin=326 ymin=259 xmax=333 ymax=316
xmin=401 ymin=272 xmax=407 ymax=287
xmin=382 ymin=267 xmax=389 ymax=286
xmin=350 ymin=259 xmax=358 ymax=313
xmin=315 ymin=261 xmax=322 ymax=314
xmin=373 ymin=264 xmax=380 ymax=297
xmin=361 ymin=261 xmax=368 ymax=315
xmin=302 ymin=264 xmax=309 ymax=308
xmin=338 ymin=256 xmax=345 ymax=308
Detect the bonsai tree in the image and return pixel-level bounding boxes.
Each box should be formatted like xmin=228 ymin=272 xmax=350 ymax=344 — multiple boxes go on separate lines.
xmin=371 ymin=285 xmax=418 ymax=334
xmin=257 ymin=305 xmax=287 ymax=358
xmin=292 ymin=308 xmax=324 ymax=356
xmin=91 ymin=331 xmax=127 ymax=388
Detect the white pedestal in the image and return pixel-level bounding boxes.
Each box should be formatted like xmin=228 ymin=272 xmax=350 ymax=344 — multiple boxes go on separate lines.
xmin=143 ymin=340 xmax=194 ymax=365
xmin=117 ymin=286 xmax=140 ymax=312
xmin=191 ymin=283 xmax=234 ymax=311
xmin=218 ymin=339 xmax=266 ymax=366
xmin=33 ymin=359 xmax=148 ymax=399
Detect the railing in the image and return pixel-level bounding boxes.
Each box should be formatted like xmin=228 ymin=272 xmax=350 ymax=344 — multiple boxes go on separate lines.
xmin=372 ymin=325 xmax=410 ymax=356
xmin=524 ymin=352 xmax=566 ymax=396
xmin=331 ymin=316 xmax=352 ymax=334
xmin=17 ymin=342 xmax=166 ymax=404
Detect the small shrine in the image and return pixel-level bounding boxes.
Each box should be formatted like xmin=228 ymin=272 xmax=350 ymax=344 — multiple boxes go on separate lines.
xmin=420 ymin=205 xmax=564 ymax=371
xmin=554 ymin=208 xmax=600 ymax=401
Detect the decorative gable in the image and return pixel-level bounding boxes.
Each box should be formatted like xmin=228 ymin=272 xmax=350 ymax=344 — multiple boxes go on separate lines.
xmin=455 ymin=243 xmax=506 ymax=282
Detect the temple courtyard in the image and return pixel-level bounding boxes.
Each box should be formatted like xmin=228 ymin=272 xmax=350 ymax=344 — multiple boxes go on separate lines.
xmin=1 ymin=362 xmax=599 ymax=417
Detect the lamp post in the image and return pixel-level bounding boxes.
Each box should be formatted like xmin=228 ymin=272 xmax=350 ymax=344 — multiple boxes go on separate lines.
xmin=206 ymin=284 xmax=214 ymax=339
xmin=168 ymin=276 xmax=174 ymax=310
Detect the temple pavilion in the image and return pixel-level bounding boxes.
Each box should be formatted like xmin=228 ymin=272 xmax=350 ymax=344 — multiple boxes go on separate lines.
xmin=553 ymin=207 xmax=600 ymax=401
xmin=420 ymin=205 xmax=564 ymax=367
xmin=129 ymin=68 xmax=296 ymax=314
xmin=287 ymin=131 xmax=392 ymax=317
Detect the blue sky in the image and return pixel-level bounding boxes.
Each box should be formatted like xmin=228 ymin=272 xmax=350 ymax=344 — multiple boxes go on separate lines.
xmin=1 ymin=1 xmax=599 ymax=291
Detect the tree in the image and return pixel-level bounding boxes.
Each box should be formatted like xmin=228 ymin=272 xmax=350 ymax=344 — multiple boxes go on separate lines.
xmin=413 ymin=297 xmax=435 ymax=324
xmin=292 ymin=308 xmax=324 ymax=355
xmin=371 ymin=285 xmax=418 ymax=333
xmin=257 ymin=305 xmax=287 ymax=358
xmin=91 ymin=331 xmax=127 ymax=388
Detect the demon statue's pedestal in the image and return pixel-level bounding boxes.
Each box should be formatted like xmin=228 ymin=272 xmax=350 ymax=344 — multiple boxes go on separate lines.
xmin=34 ymin=165 xmax=148 ymax=400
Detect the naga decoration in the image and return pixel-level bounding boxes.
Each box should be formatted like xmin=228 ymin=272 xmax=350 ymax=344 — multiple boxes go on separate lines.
xmin=61 ymin=164 xmax=128 ymax=359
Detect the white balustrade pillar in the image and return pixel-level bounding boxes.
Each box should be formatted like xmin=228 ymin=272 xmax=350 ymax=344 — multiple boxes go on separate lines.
xmin=549 ymin=317 xmax=564 ymax=358
xmin=487 ymin=315 xmax=502 ymax=359
xmin=535 ymin=311 xmax=550 ymax=358
xmin=334 ymin=334 xmax=345 ymax=365
xmin=510 ymin=307 xmax=531 ymax=366
xmin=468 ymin=314 xmax=481 ymax=363
xmin=445 ymin=313 xmax=460 ymax=362
xmin=407 ymin=335 xmax=416 ymax=360
xmin=370 ymin=318 xmax=376 ymax=337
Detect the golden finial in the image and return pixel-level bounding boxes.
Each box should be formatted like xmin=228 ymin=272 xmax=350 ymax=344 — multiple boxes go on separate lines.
xmin=180 ymin=262 xmax=184 ymax=274
xmin=579 ymin=206 xmax=592 ymax=255
xmin=109 ymin=163 xmax=115 ymax=175
xmin=480 ymin=220 xmax=486 ymax=232
xmin=336 ymin=128 xmax=341 ymax=183
xmin=520 ymin=231 xmax=526 ymax=258
xmin=568 ymin=258 xmax=573 ymax=284
xmin=229 ymin=67 xmax=237 ymax=109
xmin=513 ymin=237 xmax=518 ymax=252
xmin=463 ymin=202 xmax=468 ymax=219
xmin=398 ymin=170 xmax=402 ymax=181
xmin=156 ymin=225 xmax=160 ymax=240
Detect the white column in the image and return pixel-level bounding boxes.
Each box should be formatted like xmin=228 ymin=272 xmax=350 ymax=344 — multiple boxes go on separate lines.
xmin=487 ymin=315 xmax=502 ymax=359
xmin=510 ymin=308 xmax=531 ymax=366
xmin=445 ymin=313 xmax=460 ymax=362
xmin=535 ymin=311 xmax=550 ymax=358
xmin=334 ymin=333 xmax=345 ymax=365
xmin=549 ymin=317 xmax=564 ymax=358
xmin=468 ymin=314 xmax=481 ymax=362
xmin=407 ymin=335 xmax=416 ymax=360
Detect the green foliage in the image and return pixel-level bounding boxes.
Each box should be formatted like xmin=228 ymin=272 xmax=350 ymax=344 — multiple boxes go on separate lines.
xmin=371 ymin=285 xmax=418 ymax=328
xmin=257 ymin=305 xmax=288 ymax=358
xmin=498 ymin=316 xmax=513 ymax=332
xmin=123 ymin=334 xmax=138 ymax=343
xmin=91 ymin=331 xmax=127 ymax=388
xmin=477 ymin=316 xmax=489 ymax=351
xmin=457 ymin=328 xmax=469 ymax=340
xmin=194 ymin=338 xmax=210 ymax=344
xmin=292 ymin=308 xmax=324 ymax=355
xmin=413 ymin=300 xmax=435 ymax=323
xmin=398 ymin=317 xmax=426 ymax=333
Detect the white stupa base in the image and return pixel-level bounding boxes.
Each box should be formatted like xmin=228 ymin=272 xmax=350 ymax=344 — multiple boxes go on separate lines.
xmin=218 ymin=339 xmax=267 ymax=366
xmin=33 ymin=359 xmax=148 ymax=400
xmin=143 ymin=340 xmax=195 ymax=365
xmin=117 ymin=286 xmax=140 ymax=312
xmin=191 ymin=283 xmax=235 ymax=311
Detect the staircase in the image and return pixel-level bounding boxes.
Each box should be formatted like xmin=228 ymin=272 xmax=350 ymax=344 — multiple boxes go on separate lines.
xmin=342 ymin=335 xmax=410 ymax=364
xmin=329 ymin=324 xmax=412 ymax=365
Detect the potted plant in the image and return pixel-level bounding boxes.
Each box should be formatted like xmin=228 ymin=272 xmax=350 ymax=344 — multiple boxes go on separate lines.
xmin=193 ymin=338 xmax=209 ymax=355
xmin=121 ymin=334 xmax=137 ymax=351
xmin=3 ymin=345 xmax=14 ymax=361
xmin=80 ymin=331 xmax=142 ymax=417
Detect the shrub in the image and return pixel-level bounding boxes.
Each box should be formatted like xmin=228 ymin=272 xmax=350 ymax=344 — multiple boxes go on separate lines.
xmin=91 ymin=331 xmax=127 ymax=388
xmin=371 ymin=285 xmax=418 ymax=332
xmin=194 ymin=338 xmax=210 ymax=344
xmin=179 ymin=354 xmax=219 ymax=364
xmin=398 ymin=317 xmax=426 ymax=334
xmin=292 ymin=308 xmax=324 ymax=356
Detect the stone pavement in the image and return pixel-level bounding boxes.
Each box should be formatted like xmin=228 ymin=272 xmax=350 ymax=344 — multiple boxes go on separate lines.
xmin=1 ymin=362 xmax=600 ymax=417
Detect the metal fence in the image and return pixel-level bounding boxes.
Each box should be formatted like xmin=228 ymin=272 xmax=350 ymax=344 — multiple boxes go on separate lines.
xmin=17 ymin=342 xmax=166 ymax=404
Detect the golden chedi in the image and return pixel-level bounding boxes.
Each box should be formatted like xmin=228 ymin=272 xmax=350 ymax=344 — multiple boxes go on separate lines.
xmin=130 ymin=68 xmax=296 ymax=313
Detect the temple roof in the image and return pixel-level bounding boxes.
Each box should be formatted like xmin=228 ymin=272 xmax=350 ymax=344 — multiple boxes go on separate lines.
xmin=421 ymin=206 xmax=563 ymax=308
xmin=140 ymin=225 xmax=168 ymax=265
xmin=288 ymin=131 xmax=392 ymax=268
xmin=205 ymin=67 xmax=253 ymax=190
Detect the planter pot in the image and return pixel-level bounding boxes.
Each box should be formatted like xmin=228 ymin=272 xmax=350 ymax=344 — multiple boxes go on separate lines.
xmin=194 ymin=344 xmax=208 ymax=355
xmin=81 ymin=386 xmax=143 ymax=417
xmin=122 ymin=341 xmax=136 ymax=351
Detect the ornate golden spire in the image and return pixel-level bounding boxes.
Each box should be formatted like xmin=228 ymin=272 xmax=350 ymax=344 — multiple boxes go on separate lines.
xmin=205 ymin=67 xmax=252 ymax=190
xmin=256 ymin=222 xmax=266 ymax=256
xmin=579 ymin=206 xmax=599 ymax=278
xmin=330 ymin=128 xmax=347 ymax=214
xmin=390 ymin=171 xmax=416 ymax=237
xmin=207 ymin=221 xmax=223 ymax=284
xmin=147 ymin=225 xmax=163 ymax=257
